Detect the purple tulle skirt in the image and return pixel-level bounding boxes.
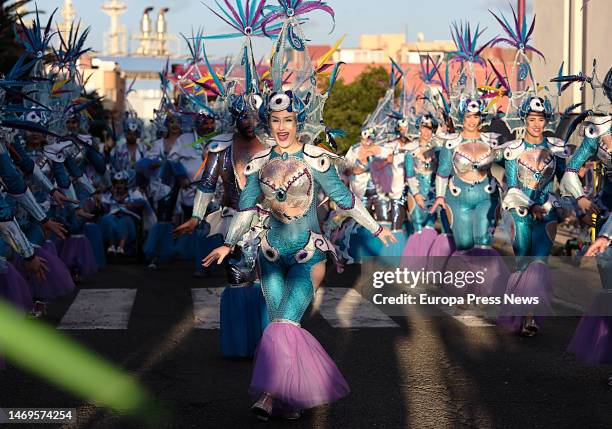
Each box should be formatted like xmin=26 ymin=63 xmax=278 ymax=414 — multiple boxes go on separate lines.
xmin=249 ymin=322 xmax=350 ymax=410
xmin=401 ymin=228 xmax=438 ymax=271
xmin=41 ymin=240 xmax=58 ymax=256
xmin=426 ymin=233 xmax=456 ymax=272
xmin=567 ymin=291 xmax=612 ymax=365
xmin=466 ymin=247 xmax=510 ymax=298
xmin=14 ymin=246 xmax=75 ymax=301
xmin=59 ymin=235 xmax=98 ymax=276
xmin=497 ymin=262 xmax=553 ymax=332
xmin=0 ymin=260 xmax=33 ymax=312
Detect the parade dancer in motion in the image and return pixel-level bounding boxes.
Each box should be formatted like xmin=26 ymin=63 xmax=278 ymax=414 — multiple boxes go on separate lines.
xmin=175 ymin=0 xmax=271 ymax=358
xmin=558 ymin=64 xmax=612 ymax=377
xmin=203 ymin=1 xmax=396 ymax=420
xmin=429 ymin=21 xmax=508 ymax=298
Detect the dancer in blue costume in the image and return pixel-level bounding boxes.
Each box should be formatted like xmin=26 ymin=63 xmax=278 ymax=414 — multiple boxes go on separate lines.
xmin=140 ymin=111 xmax=188 ymax=269
xmin=341 ymin=65 xmax=401 ymax=264
xmin=175 ymin=5 xmax=270 ymax=357
xmin=482 ymin=6 xmax=571 ymax=334
xmin=430 ymin=21 xmax=508 ymax=297
xmin=341 ymin=128 xmax=394 ymax=263
xmin=99 ymin=172 xmax=150 ymax=255
xmin=402 ymin=113 xmax=449 ymax=268
xmin=204 ymin=1 xmax=396 ymax=419
xmin=109 ymin=114 xmax=146 ymax=184
xmin=557 ymin=65 xmax=612 ymax=377
xmin=497 ymin=95 xmax=570 ymax=336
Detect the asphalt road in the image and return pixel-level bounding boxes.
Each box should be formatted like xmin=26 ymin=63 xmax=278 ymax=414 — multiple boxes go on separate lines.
xmin=0 ymin=259 xmax=611 ymax=429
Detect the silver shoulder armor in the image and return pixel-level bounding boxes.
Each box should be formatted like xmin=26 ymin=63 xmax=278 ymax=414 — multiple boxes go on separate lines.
xmin=244 ymin=148 xmax=273 ymax=176
xmin=204 ymin=133 xmax=234 ymax=153
xmin=302 ymin=144 xmax=342 ymax=173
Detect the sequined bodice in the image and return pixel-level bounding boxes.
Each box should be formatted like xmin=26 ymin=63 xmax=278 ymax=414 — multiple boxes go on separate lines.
xmin=218 ymin=148 xmax=241 ymax=209
xmin=598 ymin=139 xmax=611 ymax=171
xmin=517 ymin=146 xmax=556 ymax=190
xmin=413 ymin=145 xmax=437 ymax=174
xmin=260 ymin=156 xmax=313 ymax=224
xmin=452 ymin=140 xmax=495 ymax=180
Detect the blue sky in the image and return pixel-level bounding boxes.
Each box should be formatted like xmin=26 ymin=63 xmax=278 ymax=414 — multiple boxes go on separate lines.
xmin=41 ymin=0 xmax=531 ymax=58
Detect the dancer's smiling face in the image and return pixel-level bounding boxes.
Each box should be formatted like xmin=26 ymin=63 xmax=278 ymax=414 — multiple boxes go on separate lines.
xmin=525 ymin=112 xmax=546 ymax=139
xmin=420 ymin=124 xmax=433 ymax=141
xmin=463 ymin=112 xmax=481 ymax=133
xmin=270 ymin=110 xmax=298 ymax=149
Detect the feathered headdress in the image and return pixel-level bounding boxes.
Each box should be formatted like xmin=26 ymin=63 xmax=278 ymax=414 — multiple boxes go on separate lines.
xmin=489 ymin=5 xmax=559 ymax=134
xmin=447 ymin=21 xmax=493 ymax=128
xmin=257 ymin=0 xmax=344 ymax=148
xmin=551 ymin=60 xmax=612 ymax=141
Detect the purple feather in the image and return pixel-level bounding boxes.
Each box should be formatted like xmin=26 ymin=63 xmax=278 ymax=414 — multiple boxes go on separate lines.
xmin=488 ymin=60 xmax=510 ymax=94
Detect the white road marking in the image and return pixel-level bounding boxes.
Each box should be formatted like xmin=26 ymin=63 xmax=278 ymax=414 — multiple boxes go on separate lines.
xmin=191 ymin=288 xmax=223 ymax=329
xmin=312 ymin=287 xmax=399 ymax=328
xmin=58 ymin=289 xmax=137 ymax=330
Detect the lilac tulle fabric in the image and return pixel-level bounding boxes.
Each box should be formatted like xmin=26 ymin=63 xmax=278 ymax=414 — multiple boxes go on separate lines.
xmin=401 ymin=228 xmax=438 ymax=271
xmin=567 ymin=291 xmax=612 ymax=365
xmin=497 ymin=262 xmax=552 ymax=332
xmin=59 ymin=235 xmax=98 ymax=276
xmin=249 ymin=322 xmax=350 ymax=410
xmin=466 ymin=247 xmax=510 ymax=298
xmin=14 ymin=246 xmax=75 ymax=301
xmin=426 ymin=233 xmax=456 ymax=272
xmin=41 ymin=240 xmax=58 ymax=256
xmin=0 ymin=261 xmax=32 ymax=312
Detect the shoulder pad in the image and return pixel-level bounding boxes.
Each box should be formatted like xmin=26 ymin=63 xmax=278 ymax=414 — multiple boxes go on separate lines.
xmin=43 ymin=141 xmax=73 ymax=163
xmin=547 ymin=137 xmax=573 ymax=158
xmin=303 ymin=144 xmax=342 ymax=173
xmin=442 ymin=133 xmax=462 ymax=150
xmin=480 ymin=132 xmax=501 ymax=145
xmin=502 ymin=139 xmax=524 ymax=160
xmin=77 ymin=134 xmax=93 ymax=146
xmin=204 ymin=133 xmax=233 ymax=153
xmin=244 ymin=148 xmax=273 ymax=176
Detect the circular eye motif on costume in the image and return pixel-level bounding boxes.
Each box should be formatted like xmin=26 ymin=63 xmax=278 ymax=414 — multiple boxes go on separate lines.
xmin=247 ymin=93 xmax=263 ymax=111
xmin=398 ymin=119 xmax=409 ymax=128
xmin=26 ymin=111 xmax=41 ymax=123
xmin=361 ymin=127 xmax=375 ymax=140
xmin=36 ymin=51 xmax=43 ymax=58
xmin=450 ymin=186 xmax=460 ymax=196
xmin=275 ymin=189 xmax=287 ymax=202
xmin=529 ymin=97 xmax=545 ymax=112
xmin=128 ymin=122 xmax=139 ymax=132
xmin=286 ymin=8 xmax=295 ymax=16
xmin=466 ymin=100 xmax=481 ymax=113
xmin=584 ymin=122 xmax=600 ymax=139
xmin=270 ymin=93 xmax=291 ymax=112
xmin=244 ymin=26 xmax=253 ymax=35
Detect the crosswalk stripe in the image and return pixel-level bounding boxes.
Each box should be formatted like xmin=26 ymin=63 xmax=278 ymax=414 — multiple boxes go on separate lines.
xmin=58 ymin=289 xmax=137 ymax=330
xmin=191 ymin=288 xmax=223 ymax=329
xmin=55 ymin=287 xmax=494 ymax=331
xmin=312 ymin=287 xmax=399 ymax=328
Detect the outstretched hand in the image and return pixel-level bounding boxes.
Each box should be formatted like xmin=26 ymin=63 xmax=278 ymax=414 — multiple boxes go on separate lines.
xmin=202 ymin=245 xmax=231 ymax=267
xmin=377 ymin=227 xmax=398 ymax=247
xmin=51 ymin=190 xmax=79 ymax=208
xmin=24 ymin=256 xmax=49 ymax=282
xmin=585 ymin=237 xmax=611 ymax=257
xmin=174 ymin=218 xmax=199 ymax=237
xmin=42 ymin=219 xmax=67 ymax=240
xmin=429 ymin=197 xmax=446 ymax=214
